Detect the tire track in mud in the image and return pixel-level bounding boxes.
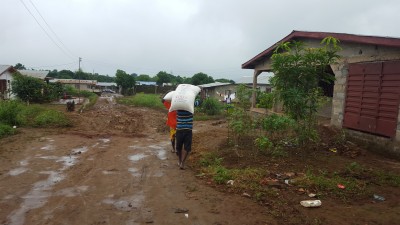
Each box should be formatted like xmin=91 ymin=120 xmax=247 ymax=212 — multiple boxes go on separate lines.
xmin=1 ymin=131 xmax=175 ymax=225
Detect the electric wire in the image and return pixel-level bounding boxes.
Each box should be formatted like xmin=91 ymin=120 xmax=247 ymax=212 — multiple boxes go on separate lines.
xmin=19 ymin=0 xmax=74 ymax=60
xmin=27 ymin=0 xmax=76 ymax=58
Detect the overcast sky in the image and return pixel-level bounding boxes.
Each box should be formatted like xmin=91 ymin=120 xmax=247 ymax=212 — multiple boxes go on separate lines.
xmin=1 ymin=0 xmax=400 ymax=82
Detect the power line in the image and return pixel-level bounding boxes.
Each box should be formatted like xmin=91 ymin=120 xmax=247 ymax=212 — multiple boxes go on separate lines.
xmin=19 ymin=0 xmax=74 ymax=59
xmin=27 ymin=0 xmax=76 ymax=58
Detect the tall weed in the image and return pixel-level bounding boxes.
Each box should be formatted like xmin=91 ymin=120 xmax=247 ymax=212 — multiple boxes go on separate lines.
xmin=118 ymin=93 xmax=164 ymax=109
xmin=0 ymin=124 xmax=16 ymax=138
xmin=200 ymin=98 xmax=223 ymax=115
xmin=0 ymin=101 xmax=24 ymax=125
xmin=34 ymin=110 xmax=71 ymax=127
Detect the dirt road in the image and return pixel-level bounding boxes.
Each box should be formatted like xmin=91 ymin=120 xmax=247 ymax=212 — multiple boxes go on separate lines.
xmin=0 ymin=96 xmax=274 ymax=225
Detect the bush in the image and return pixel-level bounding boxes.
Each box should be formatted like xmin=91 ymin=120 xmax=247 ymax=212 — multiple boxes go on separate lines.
xmin=16 ymin=105 xmax=43 ymax=126
xmin=201 ymin=98 xmax=223 ymax=115
xmin=261 ymin=114 xmax=295 ymax=133
xmin=0 ymin=123 xmax=16 ymax=138
xmin=0 ymin=100 xmax=24 ymax=126
xmin=34 ymin=110 xmax=71 ymax=127
xmin=256 ymin=91 xmax=274 ymax=109
xmin=11 ymin=73 xmax=63 ymax=103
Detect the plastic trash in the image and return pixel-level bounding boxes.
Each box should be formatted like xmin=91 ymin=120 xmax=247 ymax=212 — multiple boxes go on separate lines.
xmin=300 ymin=200 xmax=322 ymax=208
xmin=373 ymin=194 xmax=385 ymax=201
xmin=337 ymin=184 xmax=345 ymax=189
xmin=308 ymin=193 xmax=317 ymax=198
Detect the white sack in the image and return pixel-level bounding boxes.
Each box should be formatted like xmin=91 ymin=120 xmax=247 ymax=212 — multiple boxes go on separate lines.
xmin=169 ymin=84 xmax=201 ymax=114
xmin=163 ymin=91 xmax=175 ymax=101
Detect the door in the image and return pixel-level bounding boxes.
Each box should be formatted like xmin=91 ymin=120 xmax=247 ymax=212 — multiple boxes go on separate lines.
xmin=343 ymin=61 xmax=400 ymax=138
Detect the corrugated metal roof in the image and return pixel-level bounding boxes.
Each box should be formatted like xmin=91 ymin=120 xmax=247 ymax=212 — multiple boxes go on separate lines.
xmin=18 ymin=70 xmax=49 ymax=79
xmin=197 ymin=82 xmax=231 ymax=88
xmin=136 ymin=81 xmax=156 ymax=85
xmin=0 ymin=65 xmax=14 ymax=75
xmin=50 ymin=79 xmax=97 ymax=84
xmin=242 ymin=30 xmax=400 ymax=69
xmin=97 ymin=82 xmax=117 ymax=86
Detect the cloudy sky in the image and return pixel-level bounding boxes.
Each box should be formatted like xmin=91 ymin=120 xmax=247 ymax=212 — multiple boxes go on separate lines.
xmin=1 ymin=0 xmax=400 ymax=82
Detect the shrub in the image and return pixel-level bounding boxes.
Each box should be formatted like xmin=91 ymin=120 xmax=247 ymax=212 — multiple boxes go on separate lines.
xmin=15 ymin=105 xmax=43 ymax=126
xmin=0 ymin=123 xmax=16 ymax=138
xmin=0 ymin=100 xmax=24 ymax=126
xmin=256 ymin=91 xmax=274 ymax=109
xmin=213 ymin=166 xmax=232 ymax=184
xmin=201 ymin=98 xmax=223 ymax=115
xmin=236 ymin=84 xmax=252 ymax=109
xmin=11 ymin=73 xmax=63 ymax=103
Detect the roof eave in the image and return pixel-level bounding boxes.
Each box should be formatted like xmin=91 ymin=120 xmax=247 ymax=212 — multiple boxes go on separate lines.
xmin=242 ymin=30 xmax=400 ymax=69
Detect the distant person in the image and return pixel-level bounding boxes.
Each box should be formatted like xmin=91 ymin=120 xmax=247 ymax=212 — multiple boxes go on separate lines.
xmin=176 ymin=110 xmax=193 ymax=170
xmin=162 ymin=99 xmax=177 ymax=153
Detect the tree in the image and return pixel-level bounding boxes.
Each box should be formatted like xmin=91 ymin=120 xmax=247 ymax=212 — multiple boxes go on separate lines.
xmin=191 ymin=72 xmax=214 ymax=85
xmin=58 ymin=70 xmax=75 ymax=79
xmin=11 ymin=73 xmax=62 ymax=103
xmin=115 ymin=69 xmax=135 ymax=95
xmin=136 ymin=74 xmax=151 ymax=81
xmin=14 ymin=63 xmax=26 ymax=70
xmin=270 ymin=37 xmax=340 ymax=143
xmin=155 ymin=71 xmax=172 ymax=86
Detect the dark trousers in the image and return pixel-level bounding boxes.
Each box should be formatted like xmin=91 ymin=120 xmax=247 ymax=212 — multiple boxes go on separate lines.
xmin=176 ymin=130 xmax=192 ymax=156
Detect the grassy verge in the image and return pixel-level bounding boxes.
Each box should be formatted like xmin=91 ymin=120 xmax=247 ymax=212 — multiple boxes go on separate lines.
xmin=195 ymin=151 xmax=400 ymax=203
xmin=79 ymin=93 xmax=99 ymax=112
xmin=0 ymin=100 xmax=71 ymax=138
xmin=0 ymin=123 xmax=16 ymax=138
xmin=117 ymin=93 xmax=164 ymax=109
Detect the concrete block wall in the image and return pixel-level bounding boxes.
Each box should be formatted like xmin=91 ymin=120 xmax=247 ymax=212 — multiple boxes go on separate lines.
xmin=329 ymin=43 xmax=400 ymax=150
xmin=330 ymin=62 xmax=348 ymax=127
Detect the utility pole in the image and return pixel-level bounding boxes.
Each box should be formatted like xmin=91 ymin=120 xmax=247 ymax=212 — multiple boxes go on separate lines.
xmin=78 ymin=57 xmax=82 ymax=104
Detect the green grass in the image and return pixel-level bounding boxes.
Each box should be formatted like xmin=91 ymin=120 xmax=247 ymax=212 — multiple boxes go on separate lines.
xmin=0 ymin=100 xmax=71 ymax=138
xmin=0 ymin=123 xmax=16 ymax=138
xmin=117 ymin=93 xmax=164 ymax=109
xmin=301 ymin=170 xmax=368 ymax=200
xmin=79 ymin=94 xmax=99 ymax=112
xmin=0 ymin=100 xmax=24 ymax=125
xmin=34 ymin=110 xmax=71 ymax=127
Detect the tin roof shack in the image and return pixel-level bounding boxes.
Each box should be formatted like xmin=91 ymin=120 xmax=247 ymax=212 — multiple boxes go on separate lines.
xmin=0 ymin=65 xmax=17 ymax=99
xmin=96 ymin=82 xmax=118 ymax=93
xmin=18 ymin=70 xmax=49 ymax=81
xmin=198 ymin=82 xmax=237 ymax=102
xmin=50 ymin=79 xmax=98 ymax=92
xmin=242 ymin=30 xmax=400 ymax=157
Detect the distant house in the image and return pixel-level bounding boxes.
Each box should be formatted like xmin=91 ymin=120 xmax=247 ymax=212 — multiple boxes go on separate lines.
xmin=136 ymin=81 xmax=156 ymax=86
xmin=236 ymin=75 xmax=272 ymax=93
xmin=18 ymin=70 xmax=49 ymax=81
xmin=0 ymin=65 xmax=17 ymax=99
xmin=50 ymin=79 xmax=98 ymax=92
xmin=198 ymin=82 xmax=237 ymax=101
xmin=96 ymin=82 xmax=118 ymax=93
xmin=242 ymin=30 xmax=400 ymax=156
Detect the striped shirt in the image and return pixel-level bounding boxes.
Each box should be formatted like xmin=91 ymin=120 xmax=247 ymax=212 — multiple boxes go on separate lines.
xmin=176 ymin=110 xmax=193 ymax=131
